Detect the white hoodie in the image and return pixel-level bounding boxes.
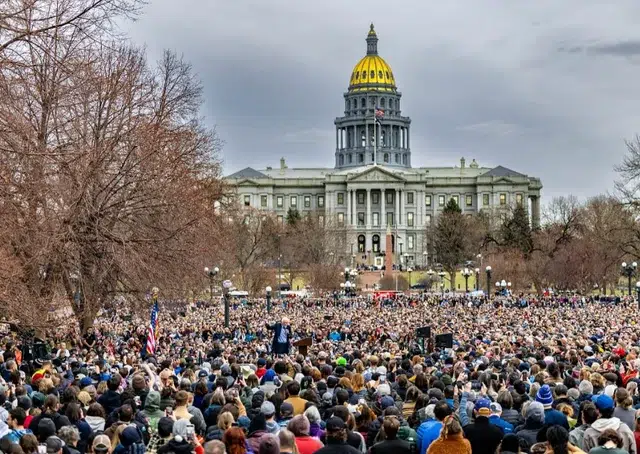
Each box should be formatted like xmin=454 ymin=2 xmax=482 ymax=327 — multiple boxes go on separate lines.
xmin=583 ymin=417 xmax=637 ymax=454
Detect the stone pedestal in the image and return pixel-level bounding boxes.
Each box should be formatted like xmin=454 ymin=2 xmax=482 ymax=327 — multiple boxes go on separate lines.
xmin=384 ymin=225 xmax=393 ymax=276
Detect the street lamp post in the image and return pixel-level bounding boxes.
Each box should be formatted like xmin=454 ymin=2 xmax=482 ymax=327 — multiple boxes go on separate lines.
xmin=422 ymin=251 xmax=428 ymax=269
xmin=621 ymin=261 xmax=637 ymax=296
xmin=636 ymin=282 xmax=640 ymax=309
xmin=438 ymin=271 xmax=446 ymax=296
xmin=474 ymin=268 xmax=480 ymax=291
xmin=204 ymin=266 xmax=219 ymax=304
xmin=222 ymin=280 xmax=232 ymax=328
xmin=265 ymin=286 xmax=272 ymax=313
xmin=462 ymin=267 xmax=472 ymax=293
xmin=485 ymin=266 xmax=492 ymax=297
xmin=407 ymin=267 xmax=413 ymax=288
xmin=427 ymin=268 xmax=434 ymax=292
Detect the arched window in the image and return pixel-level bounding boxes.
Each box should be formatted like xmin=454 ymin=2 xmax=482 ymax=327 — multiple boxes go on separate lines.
xmin=370 ymin=70 xmax=375 ymax=79
xmin=339 ymin=154 xmax=344 ymax=166
xmin=395 ymin=153 xmax=400 ymax=163
xmin=372 ymin=234 xmax=380 ymax=253
xmin=383 ymin=153 xmax=389 ymax=163
xmin=358 ymin=234 xmax=366 ymax=253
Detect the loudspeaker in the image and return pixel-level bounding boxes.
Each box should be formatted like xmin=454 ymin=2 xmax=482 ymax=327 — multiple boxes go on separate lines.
xmin=416 ymin=326 xmax=431 ymax=338
xmin=435 ymin=333 xmax=453 ymax=349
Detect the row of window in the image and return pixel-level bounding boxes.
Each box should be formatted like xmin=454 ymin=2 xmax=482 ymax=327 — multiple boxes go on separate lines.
xmin=345 ymin=97 xmax=399 ymax=111
xmin=245 ymin=192 xmax=525 ymax=209
xmin=338 ymin=152 xmax=408 ymax=166
xmin=355 ymin=233 xmax=416 ymax=253
xmin=426 ymin=193 xmax=524 ymax=208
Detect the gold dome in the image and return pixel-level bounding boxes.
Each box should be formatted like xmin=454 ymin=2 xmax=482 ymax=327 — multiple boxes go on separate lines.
xmin=348 ymin=24 xmax=397 ymax=93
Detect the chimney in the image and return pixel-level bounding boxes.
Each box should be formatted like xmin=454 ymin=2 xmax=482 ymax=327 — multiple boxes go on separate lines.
xmin=280 ymin=157 xmax=287 ymax=169
xmin=460 ymin=157 xmax=466 ymax=169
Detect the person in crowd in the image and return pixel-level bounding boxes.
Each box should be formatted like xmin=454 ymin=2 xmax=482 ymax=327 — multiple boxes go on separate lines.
xmin=313 ymin=417 xmax=360 ymax=454
xmin=498 ymin=433 xmax=521 ymax=454
xmin=369 ymin=415 xmax=412 ymax=454
xmin=58 ymin=425 xmax=81 ymax=454
xmin=417 ymin=400 xmax=450 ymax=454
xmin=426 ymin=414 xmax=471 ymax=454
xmin=222 ymin=427 xmax=248 ymax=454
xmin=589 ymin=429 xmax=629 ymax=454
xmin=282 ymin=382 xmax=307 ymax=417
xmin=286 ymin=415 xmax=322 ymax=454
xmin=536 ymin=385 xmax=569 ymax=430
xmin=5 ymin=407 xmax=33 ymax=444
xmin=462 ymin=398 xmax=505 ymax=454
xmin=277 ymin=429 xmax=298 ymax=454
xmin=203 ymin=440 xmax=225 ymax=454
xmin=583 ymin=395 xmax=637 ymax=454
xmin=613 ymin=388 xmax=636 ymax=431
xmin=515 ymin=401 xmax=546 ymax=450
xmin=569 ymin=402 xmax=598 ymax=451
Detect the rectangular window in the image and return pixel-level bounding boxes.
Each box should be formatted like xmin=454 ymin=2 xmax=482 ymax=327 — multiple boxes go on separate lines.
xmin=425 ymin=195 xmax=432 ymax=207
xmin=500 ymin=193 xmax=507 ymax=205
xmin=318 ymin=215 xmax=324 ymax=225
xmin=304 ymin=196 xmax=311 ymax=208
xmin=357 ymin=212 xmax=365 ymax=226
xmin=452 ymin=195 xmax=459 ymax=206
xmin=337 ymin=212 xmax=344 ymax=226
xmin=425 ymin=214 xmax=432 ymax=225
xmin=407 ymin=212 xmax=414 ymax=227
xmin=260 ymin=195 xmax=267 ymax=207
xmin=276 ymin=196 xmax=283 ymax=208
xmin=337 ymin=193 xmax=344 ymax=205
xmin=438 ymin=195 xmax=445 ymax=207
xmin=290 ymin=196 xmax=297 ymax=207
xmin=318 ymin=195 xmax=324 ymax=208
xmin=243 ymin=195 xmax=250 ymax=206
xmin=277 ymin=215 xmax=284 ymax=224
xmin=372 ymin=192 xmax=379 ymax=204
xmin=386 ymin=192 xmax=393 ymax=204
xmin=357 ymin=192 xmax=365 ymax=204
xmin=407 ymin=235 xmax=415 ymax=250
xmin=465 ymin=194 xmax=472 ymax=207
xmin=373 ymin=212 xmax=379 ymax=226
xmin=386 ymin=212 xmax=394 ymax=226
xmin=407 ymin=192 xmax=414 ymax=204
xmin=516 ymin=193 xmax=523 ymax=206
xmin=483 ymin=194 xmax=490 ymax=206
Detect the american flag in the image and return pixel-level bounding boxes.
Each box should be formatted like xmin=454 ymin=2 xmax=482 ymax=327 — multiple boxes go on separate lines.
xmin=374 ymin=107 xmax=384 ymax=120
xmin=145 ymin=298 xmax=159 ymax=356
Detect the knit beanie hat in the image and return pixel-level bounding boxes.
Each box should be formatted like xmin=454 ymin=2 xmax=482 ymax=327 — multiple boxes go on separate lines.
xmin=536 ymin=384 xmax=553 ymax=408
xmin=578 ymin=380 xmax=593 ymax=395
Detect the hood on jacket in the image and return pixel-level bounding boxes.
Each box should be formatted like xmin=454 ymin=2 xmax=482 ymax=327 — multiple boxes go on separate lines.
xmin=591 ymin=417 xmax=622 ymax=432
xmin=145 ymin=391 xmax=161 ymax=412
xmin=265 ymin=420 xmax=280 ymax=434
xmin=85 ymin=415 xmax=106 ymax=432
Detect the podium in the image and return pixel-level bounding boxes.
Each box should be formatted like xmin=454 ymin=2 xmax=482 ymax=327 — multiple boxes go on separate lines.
xmin=293 ymin=337 xmax=312 ymax=357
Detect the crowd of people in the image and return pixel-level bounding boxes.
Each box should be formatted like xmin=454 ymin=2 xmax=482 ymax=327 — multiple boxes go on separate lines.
xmin=1 ymin=293 xmax=640 ymax=454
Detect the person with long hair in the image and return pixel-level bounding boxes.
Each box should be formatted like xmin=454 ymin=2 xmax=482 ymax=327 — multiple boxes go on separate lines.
xmin=545 ymin=426 xmax=585 ymax=454
xmin=223 ymin=427 xmax=248 ymax=454
xmin=426 ymin=415 xmax=471 ymax=454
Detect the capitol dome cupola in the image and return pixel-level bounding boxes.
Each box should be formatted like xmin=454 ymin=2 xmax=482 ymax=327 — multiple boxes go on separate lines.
xmin=334 ymin=24 xmax=411 ymax=169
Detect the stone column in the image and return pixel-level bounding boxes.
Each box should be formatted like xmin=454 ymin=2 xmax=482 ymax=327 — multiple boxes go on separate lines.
xmin=395 ymin=189 xmax=400 ymax=227
xmin=366 ymin=188 xmax=371 ymax=228
xmin=335 ymin=129 xmax=339 ymax=149
xmin=381 ymin=189 xmax=386 ymax=226
xmin=399 ymin=189 xmax=404 ymax=227
xmin=346 ymin=189 xmax=351 ymax=226
xmin=531 ymin=196 xmax=541 ymax=229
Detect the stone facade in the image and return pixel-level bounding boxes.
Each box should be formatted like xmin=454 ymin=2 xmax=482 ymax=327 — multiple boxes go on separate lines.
xmin=225 ymin=25 xmax=542 ymax=267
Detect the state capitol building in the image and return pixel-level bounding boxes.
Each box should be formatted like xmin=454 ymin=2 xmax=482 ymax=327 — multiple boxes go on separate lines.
xmin=226 ymin=25 xmax=542 ymax=268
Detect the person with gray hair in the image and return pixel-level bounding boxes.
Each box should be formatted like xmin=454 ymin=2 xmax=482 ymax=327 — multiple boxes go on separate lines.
xmin=287 ymin=415 xmax=323 ymax=453
xmin=203 ymin=440 xmax=226 ymax=454
xmin=58 ymin=426 xmax=80 ymax=454
xmin=303 ymin=406 xmax=324 ymax=439
xmin=514 ymin=401 xmax=545 ymax=450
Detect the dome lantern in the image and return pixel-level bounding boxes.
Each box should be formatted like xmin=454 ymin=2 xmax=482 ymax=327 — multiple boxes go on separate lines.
xmin=366 ymin=23 xmax=378 ymax=55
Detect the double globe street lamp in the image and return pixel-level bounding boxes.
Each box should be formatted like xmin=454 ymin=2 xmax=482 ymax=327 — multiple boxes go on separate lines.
xmin=204 ymin=266 xmax=219 ymax=304
xmin=462 ymin=267 xmax=473 ymax=293
xmin=621 ymin=261 xmax=637 ymax=296
xmin=485 ymin=266 xmax=492 ymax=296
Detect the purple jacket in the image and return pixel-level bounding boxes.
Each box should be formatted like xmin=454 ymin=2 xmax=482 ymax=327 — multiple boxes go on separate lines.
xmin=309 ymin=422 xmax=325 ymax=439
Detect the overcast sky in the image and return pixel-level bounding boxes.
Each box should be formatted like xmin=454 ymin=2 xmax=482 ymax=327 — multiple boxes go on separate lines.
xmin=125 ymin=0 xmax=640 ymax=200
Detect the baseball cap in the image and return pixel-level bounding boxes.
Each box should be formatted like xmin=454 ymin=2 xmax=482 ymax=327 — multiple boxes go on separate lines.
xmin=46 ymin=436 xmax=65 ymax=454
xmin=260 ymin=401 xmax=276 ymax=416
xmin=92 ymin=435 xmax=111 ymax=454
xmin=593 ymin=394 xmax=614 ymax=411
xmin=280 ymin=402 xmax=294 ymax=416
xmin=380 ymin=396 xmax=395 ymax=410
xmin=475 ymin=398 xmax=492 ymax=417
xmin=377 ymin=383 xmax=391 ymax=396
xmin=490 ymin=402 xmax=502 ymax=414
xmin=325 ymin=416 xmax=345 ymax=431
xmin=198 ymin=370 xmax=208 ymax=378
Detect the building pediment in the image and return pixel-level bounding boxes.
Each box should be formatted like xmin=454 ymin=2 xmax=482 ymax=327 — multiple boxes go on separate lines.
xmin=237 ymin=179 xmax=259 ymax=186
xmin=347 ymin=166 xmax=406 ymax=182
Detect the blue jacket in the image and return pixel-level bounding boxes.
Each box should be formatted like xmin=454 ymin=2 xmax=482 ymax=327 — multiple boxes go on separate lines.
xmin=488 ymin=415 xmax=514 ymax=434
xmin=544 ymin=408 xmax=569 ymax=430
xmin=416 ymin=419 xmax=442 ymax=454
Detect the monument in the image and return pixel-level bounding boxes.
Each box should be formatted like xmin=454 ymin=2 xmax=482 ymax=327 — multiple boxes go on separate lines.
xmin=384 ymin=224 xmax=393 ymax=276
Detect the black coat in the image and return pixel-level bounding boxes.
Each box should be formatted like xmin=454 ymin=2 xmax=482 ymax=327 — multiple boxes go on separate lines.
xmin=463 ymin=416 xmax=504 ymax=454
xmin=313 ymin=440 xmax=361 ymax=454
xmin=370 ymin=439 xmax=412 ymax=454
xmin=266 ymin=322 xmax=291 ymax=354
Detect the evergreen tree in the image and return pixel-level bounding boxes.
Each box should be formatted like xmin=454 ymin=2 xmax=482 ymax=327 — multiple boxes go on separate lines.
xmin=432 ymin=198 xmax=469 ymax=282
xmin=286 ymin=208 xmax=301 ymax=226
xmin=500 ymin=205 xmax=533 ymax=256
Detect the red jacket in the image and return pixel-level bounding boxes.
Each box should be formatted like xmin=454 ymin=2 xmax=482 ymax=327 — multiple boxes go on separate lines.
xmin=295 ymin=436 xmax=324 ymax=454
